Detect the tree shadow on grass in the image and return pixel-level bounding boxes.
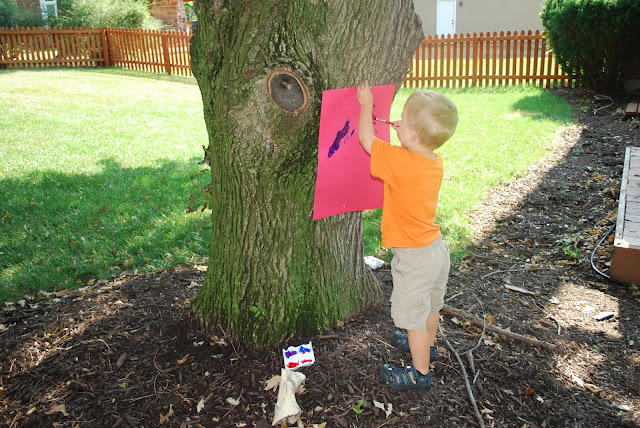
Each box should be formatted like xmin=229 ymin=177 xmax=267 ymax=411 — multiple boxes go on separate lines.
xmin=510 ymin=90 xmax=577 ymax=121
xmin=0 ymin=157 xmax=210 ymax=299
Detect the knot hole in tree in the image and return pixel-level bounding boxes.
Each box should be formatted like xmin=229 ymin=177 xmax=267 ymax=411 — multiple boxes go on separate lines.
xmin=267 ymin=70 xmax=308 ymax=117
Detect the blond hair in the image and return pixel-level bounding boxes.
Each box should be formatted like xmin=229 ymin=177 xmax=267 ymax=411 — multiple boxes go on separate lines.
xmin=404 ymin=91 xmax=458 ymax=149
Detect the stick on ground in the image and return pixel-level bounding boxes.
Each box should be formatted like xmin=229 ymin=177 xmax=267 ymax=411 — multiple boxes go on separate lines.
xmin=443 ymin=304 xmax=557 ymax=351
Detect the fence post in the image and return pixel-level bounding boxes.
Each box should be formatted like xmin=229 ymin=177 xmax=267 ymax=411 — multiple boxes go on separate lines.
xmin=161 ymin=31 xmax=171 ymax=74
xmin=472 ymin=32 xmax=479 ymax=87
xmin=101 ymin=28 xmax=110 ymax=67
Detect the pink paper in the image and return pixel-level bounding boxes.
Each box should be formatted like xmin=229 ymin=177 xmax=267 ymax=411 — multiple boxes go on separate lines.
xmin=313 ymin=85 xmax=396 ymax=220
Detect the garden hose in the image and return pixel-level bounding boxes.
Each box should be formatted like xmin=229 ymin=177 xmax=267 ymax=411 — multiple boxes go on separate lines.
xmin=592 ymin=94 xmax=614 ymax=116
xmin=590 ymin=222 xmax=636 ymax=287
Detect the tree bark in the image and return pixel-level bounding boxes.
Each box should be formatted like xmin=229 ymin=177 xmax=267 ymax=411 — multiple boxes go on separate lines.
xmin=190 ymin=0 xmax=423 ymax=347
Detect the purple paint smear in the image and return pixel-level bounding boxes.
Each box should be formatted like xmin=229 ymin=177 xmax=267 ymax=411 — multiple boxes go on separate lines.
xmin=284 ymin=350 xmax=298 ymax=358
xmin=327 ymin=120 xmax=351 ymax=158
xmin=313 ymin=84 xmax=394 ymax=220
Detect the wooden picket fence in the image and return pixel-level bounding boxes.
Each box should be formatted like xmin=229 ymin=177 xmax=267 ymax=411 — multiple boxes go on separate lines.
xmin=403 ymin=30 xmax=575 ymax=88
xmin=106 ymin=27 xmax=191 ymax=76
xmin=0 ymin=27 xmax=576 ymax=87
xmin=0 ymin=26 xmax=192 ymax=76
xmin=0 ymin=27 xmax=107 ymax=69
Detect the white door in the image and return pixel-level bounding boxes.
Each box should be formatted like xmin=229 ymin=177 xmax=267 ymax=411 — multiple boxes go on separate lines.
xmin=39 ymin=0 xmax=58 ymax=20
xmin=437 ymin=0 xmax=456 ymax=36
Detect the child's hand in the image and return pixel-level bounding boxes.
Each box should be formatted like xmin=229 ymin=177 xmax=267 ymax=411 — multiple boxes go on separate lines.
xmin=356 ymin=80 xmax=373 ymax=108
xmin=356 ymin=80 xmax=375 ymax=154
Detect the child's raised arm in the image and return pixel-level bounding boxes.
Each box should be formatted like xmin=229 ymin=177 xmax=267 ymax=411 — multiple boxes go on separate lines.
xmin=356 ymin=80 xmax=375 ymax=154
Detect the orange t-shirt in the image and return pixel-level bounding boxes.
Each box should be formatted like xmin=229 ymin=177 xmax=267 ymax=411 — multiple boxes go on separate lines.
xmin=370 ymin=138 xmax=443 ymax=248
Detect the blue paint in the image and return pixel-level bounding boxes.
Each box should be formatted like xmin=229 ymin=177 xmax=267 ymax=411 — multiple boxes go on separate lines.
xmin=327 ymin=120 xmax=351 ymax=158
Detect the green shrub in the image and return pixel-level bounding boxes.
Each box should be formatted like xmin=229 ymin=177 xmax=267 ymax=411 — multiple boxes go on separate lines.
xmin=0 ymin=0 xmax=19 ymax=27
xmin=185 ymin=2 xmax=196 ymax=20
xmin=0 ymin=0 xmax=43 ymax=28
xmin=48 ymin=0 xmax=159 ymax=29
xmin=541 ymin=0 xmax=640 ymax=92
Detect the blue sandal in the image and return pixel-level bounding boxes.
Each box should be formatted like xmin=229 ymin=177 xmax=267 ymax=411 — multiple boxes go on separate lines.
xmin=380 ymin=363 xmax=432 ymax=392
xmin=391 ymin=331 xmax=438 ymax=361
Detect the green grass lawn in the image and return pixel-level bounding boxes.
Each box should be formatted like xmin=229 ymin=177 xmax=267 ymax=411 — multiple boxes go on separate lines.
xmin=0 ymin=69 xmax=574 ymax=301
xmin=1 ymin=69 xmax=211 ymax=300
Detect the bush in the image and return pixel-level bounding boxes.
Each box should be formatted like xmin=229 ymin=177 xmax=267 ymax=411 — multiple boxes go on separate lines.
xmin=0 ymin=0 xmax=19 ymax=27
xmin=48 ymin=0 xmax=159 ymax=29
xmin=184 ymin=2 xmax=196 ymax=20
xmin=0 ymin=0 xmax=43 ymax=28
xmin=541 ymin=0 xmax=640 ymax=92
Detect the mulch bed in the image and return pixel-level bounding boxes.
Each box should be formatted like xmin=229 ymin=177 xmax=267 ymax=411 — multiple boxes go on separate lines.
xmin=2 ymin=88 xmax=640 ymax=427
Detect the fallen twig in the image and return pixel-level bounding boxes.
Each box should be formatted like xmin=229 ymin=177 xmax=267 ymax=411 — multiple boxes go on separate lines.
xmin=219 ymin=323 xmax=241 ymax=360
xmin=482 ymin=266 xmax=552 ymax=279
xmin=504 ymin=284 xmax=537 ymax=295
xmin=222 ymin=388 xmax=244 ymax=419
xmin=534 ymin=297 xmax=563 ymax=336
xmin=371 ymin=336 xmax=393 ymax=348
xmin=446 ymin=291 xmax=464 ymax=302
xmin=443 ymin=304 xmax=557 ymax=351
xmin=548 ymin=314 xmax=562 ymax=335
xmin=327 ymin=344 xmax=349 ymax=359
xmin=437 ymin=297 xmax=487 ymax=427
xmin=376 ymin=416 xmax=400 ymax=428
xmin=314 ymin=334 xmax=339 ymax=340
xmin=440 ymin=326 xmax=485 ymax=428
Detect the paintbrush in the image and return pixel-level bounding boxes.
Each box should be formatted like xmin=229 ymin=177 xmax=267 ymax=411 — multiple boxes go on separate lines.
xmin=372 ymin=115 xmax=398 ymax=127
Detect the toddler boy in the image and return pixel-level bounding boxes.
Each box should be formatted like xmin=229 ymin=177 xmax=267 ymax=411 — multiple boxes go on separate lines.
xmin=356 ymin=80 xmax=458 ymax=391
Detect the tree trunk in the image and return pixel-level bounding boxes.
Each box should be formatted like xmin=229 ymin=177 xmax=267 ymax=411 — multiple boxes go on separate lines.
xmin=190 ymin=0 xmax=423 ymax=347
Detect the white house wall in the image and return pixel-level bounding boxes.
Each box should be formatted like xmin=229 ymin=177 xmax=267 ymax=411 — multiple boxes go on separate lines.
xmin=414 ymin=0 xmax=545 ymax=36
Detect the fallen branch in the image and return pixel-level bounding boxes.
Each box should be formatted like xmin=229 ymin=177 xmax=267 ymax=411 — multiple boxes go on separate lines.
xmin=446 ymin=291 xmax=464 ymax=302
xmin=442 ymin=304 xmax=557 ymax=351
xmin=468 ymin=350 xmax=483 ymax=391
xmin=482 ymin=266 xmax=552 ymax=280
xmin=504 ymin=284 xmax=537 ymax=295
xmin=547 ymin=314 xmax=562 ymax=335
xmin=437 ymin=298 xmax=488 ymax=427
xmin=313 ymin=334 xmax=339 ymax=340
xmin=440 ymin=326 xmax=485 ymax=428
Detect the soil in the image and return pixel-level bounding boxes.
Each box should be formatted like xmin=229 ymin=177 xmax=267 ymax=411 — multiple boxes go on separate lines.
xmin=2 ymin=88 xmax=640 ymax=428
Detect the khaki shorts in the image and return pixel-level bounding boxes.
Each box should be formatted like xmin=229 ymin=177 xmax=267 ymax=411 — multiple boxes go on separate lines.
xmin=390 ymin=237 xmax=450 ymax=331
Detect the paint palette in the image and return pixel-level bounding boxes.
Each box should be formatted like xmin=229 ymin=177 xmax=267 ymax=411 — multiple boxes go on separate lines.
xmin=282 ymin=341 xmax=315 ymax=370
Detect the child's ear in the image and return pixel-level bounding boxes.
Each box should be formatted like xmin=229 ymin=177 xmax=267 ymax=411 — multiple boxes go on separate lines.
xmin=409 ymin=127 xmax=418 ymax=142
